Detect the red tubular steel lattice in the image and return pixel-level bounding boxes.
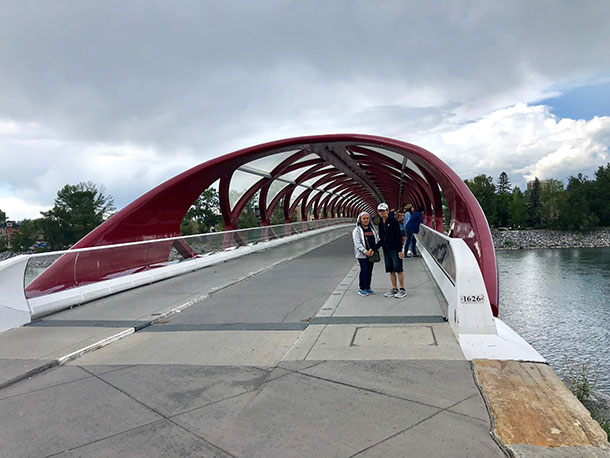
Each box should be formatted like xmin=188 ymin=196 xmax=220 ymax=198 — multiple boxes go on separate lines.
xmin=26 ymin=134 xmax=498 ymax=316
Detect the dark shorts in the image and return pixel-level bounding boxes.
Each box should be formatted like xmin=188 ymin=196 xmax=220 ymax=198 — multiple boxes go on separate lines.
xmin=383 ymin=249 xmax=403 ymax=273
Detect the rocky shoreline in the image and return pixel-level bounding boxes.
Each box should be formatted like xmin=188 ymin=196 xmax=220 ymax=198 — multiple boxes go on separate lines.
xmin=492 ymin=228 xmax=610 ymax=251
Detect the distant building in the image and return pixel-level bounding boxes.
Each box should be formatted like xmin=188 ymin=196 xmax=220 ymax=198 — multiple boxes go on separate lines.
xmin=0 ymin=220 xmax=20 ymax=249
xmin=526 ymin=179 xmax=553 ymax=192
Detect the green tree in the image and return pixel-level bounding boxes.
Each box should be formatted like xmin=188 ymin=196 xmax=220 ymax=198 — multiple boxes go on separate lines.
xmin=179 ymin=219 xmax=200 ymax=236
xmin=558 ymin=174 xmax=599 ymax=231
xmin=592 ymin=163 xmax=610 ymax=226
xmin=465 ymin=174 xmax=497 ymax=226
xmin=440 ymin=192 xmax=451 ymax=233
xmin=495 ymin=172 xmax=512 ymax=227
xmin=238 ymin=193 xmax=260 ymax=229
xmin=527 ymin=178 xmax=542 ymax=228
xmin=539 ymin=179 xmax=565 ymax=228
xmin=10 ymin=219 xmax=43 ymax=252
xmin=0 ymin=209 xmax=6 ymax=251
xmin=41 ymin=182 xmax=115 ymax=249
xmin=269 ymin=197 xmax=286 ymax=225
xmin=509 ymin=186 xmax=528 ymax=228
xmin=497 ymin=172 xmax=511 ymax=194
xmin=181 ymin=188 xmax=221 ymax=235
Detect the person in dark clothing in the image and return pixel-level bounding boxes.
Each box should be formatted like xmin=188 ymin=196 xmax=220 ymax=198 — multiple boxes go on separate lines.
xmin=352 ymin=212 xmax=381 ymax=296
xmin=377 ymin=202 xmax=407 ymax=298
xmin=404 ymin=205 xmax=424 ymax=257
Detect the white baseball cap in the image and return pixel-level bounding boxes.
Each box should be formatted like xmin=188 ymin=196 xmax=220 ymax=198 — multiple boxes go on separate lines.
xmin=377 ymin=203 xmax=389 ymax=211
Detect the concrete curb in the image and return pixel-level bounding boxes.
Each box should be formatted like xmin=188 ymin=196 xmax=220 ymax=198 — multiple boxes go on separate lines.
xmin=0 ymin=227 xmax=350 ymax=391
xmin=57 ymin=328 xmax=136 ymax=365
xmin=0 ymin=360 xmax=59 ymax=391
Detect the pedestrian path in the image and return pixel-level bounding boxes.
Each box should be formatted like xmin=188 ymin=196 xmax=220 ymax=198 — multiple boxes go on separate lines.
xmin=283 ymin=258 xmax=464 ymax=362
xmin=0 ymin=228 xmax=348 ymax=388
xmin=0 ymin=229 xmax=607 ymax=457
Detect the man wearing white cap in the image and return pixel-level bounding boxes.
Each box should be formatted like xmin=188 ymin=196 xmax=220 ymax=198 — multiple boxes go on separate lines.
xmin=377 ymin=203 xmax=407 ymax=298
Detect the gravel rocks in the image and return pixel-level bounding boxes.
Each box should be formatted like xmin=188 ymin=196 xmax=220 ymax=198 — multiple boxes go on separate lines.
xmin=0 ymin=252 xmax=17 ymax=262
xmin=492 ymin=228 xmax=610 ymax=250
xmin=583 ymin=390 xmax=610 ymax=427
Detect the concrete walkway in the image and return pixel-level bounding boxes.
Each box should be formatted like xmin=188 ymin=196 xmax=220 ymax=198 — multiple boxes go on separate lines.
xmin=2 ymin=230 xmax=504 ymax=457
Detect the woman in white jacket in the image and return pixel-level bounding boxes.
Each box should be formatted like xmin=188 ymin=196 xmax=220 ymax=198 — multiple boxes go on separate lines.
xmin=352 ymin=212 xmax=381 ymax=296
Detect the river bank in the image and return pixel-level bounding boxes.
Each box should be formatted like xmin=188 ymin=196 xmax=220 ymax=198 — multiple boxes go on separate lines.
xmin=492 ymin=228 xmax=610 ymax=250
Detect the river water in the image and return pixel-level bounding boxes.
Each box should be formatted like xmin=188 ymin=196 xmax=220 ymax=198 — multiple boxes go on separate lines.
xmin=497 ymin=247 xmax=610 ymax=394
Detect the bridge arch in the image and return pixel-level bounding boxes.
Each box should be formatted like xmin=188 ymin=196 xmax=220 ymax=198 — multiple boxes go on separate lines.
xmin=26 ymin=134 xmax=498 ymax=315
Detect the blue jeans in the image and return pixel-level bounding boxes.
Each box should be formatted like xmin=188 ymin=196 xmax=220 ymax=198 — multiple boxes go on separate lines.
xmin=358 ymin=258 xmax=374 ymax=290
xmin=404 ymin=231 xmax=416 ymax=255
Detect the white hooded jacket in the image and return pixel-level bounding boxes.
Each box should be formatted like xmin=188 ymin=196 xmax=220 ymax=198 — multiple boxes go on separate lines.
xmin=352 ymin=212 xmax=380 ymax=259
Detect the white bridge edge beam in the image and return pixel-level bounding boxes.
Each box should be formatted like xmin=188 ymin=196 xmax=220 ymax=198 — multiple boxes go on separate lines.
xmin=0 ymin=256 xmax=33 ymax=333
xmin=417 ymin=226 xmax=545 ymax=362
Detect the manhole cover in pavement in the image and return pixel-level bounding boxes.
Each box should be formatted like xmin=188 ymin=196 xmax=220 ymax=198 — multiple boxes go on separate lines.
xmin=352 ymin=326 xmax=436 ymax=347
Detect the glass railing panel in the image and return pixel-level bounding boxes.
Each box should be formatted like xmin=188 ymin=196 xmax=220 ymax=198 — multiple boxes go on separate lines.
xmin=25 ymin=252 xmax=79 ymax=299
xmin=20 ymin=218 xmax=353 ymax=300
xmin=24 ymin=253 xmax=63 ymax=289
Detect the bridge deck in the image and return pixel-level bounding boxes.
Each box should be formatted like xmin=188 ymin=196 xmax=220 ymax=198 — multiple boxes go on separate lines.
xmin=0 ymin=229 xmax=506 ymax=457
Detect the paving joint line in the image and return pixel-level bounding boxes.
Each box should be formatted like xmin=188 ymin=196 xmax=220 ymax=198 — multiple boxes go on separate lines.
xmin=347 ymin=391 xmax=487 ymax=457
xmin=167 ymin=389 xmax=260 ymax=420
xmin=262 ymin=361 xmax=327 ymax=385
xmin=295 ymin=370 xmax=446 ymax=411
xmin=0 ymin=371 xmax=92 ymax=402
xmin=293 ymin=368 xmax=491 ymax=424
xmin=302 ymin=324 xmax=327 ymax=360
xmin=80 ymin=365 xmax=239 ymax=457
xmin=469 ymin=360 xmax=513 ymax=457
xmin=43 ymin=418 xmax=166 ymax=458
xmin=166 ymin=417 xmax=238 ymax=458
xmin=77 ymin=364 xmax=134 ymax=377
xmin=80 ymin=366 xmax=167 ymax=417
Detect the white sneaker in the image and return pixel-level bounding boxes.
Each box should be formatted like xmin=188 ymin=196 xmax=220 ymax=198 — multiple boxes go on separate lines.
xmin=384 ymin=288 xmax=398 ymax=297
xmin=394 ymin=289 xmax=407 ymax=299
xmin=406 ymin=251 xmax=413 ymax=258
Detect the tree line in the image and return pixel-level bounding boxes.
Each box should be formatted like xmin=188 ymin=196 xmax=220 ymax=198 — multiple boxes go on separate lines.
xmin=2 ymin=163 xmax=608 ymax=252
xmin=0 ymin=184 xmax=270 ymax=252
xmin=465 ymin=163 xmax=610 ymax=231
xmin=0 ymin=182 xmax=115 ymax=252
xmin=178 ymin=188 xmax=277 ymax=235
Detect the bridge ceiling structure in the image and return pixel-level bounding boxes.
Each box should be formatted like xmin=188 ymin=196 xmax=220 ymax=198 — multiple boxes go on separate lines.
xmin=26 ymin=134 xmax=498 ymax=316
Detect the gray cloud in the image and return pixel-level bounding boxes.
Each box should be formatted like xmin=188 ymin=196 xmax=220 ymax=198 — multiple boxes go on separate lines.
xmin=0 ymin=1 xmax=609 ymax=218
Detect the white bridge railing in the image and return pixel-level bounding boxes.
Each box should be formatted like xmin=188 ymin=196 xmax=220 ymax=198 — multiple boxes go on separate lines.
xmin=0 ymin=218 xmax=352 ymax=333
xmin=417 ymin=225 xmax=544 ymax=362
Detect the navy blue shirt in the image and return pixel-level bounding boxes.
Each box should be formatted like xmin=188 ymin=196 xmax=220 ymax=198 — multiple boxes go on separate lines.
xmin=405 ymin=211 xmax=423 ymax=234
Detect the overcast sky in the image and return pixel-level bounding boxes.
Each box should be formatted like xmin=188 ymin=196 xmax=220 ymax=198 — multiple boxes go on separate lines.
xmin=1 ymin=0 xmax=609 ymax=220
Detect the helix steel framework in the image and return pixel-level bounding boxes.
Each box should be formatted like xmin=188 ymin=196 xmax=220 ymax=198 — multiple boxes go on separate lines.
xmin=26 ymin=134 xmax=498 ymax=315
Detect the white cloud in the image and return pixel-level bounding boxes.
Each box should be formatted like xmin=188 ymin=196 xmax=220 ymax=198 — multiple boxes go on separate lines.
xmin=422 ymin=104 xmax=610 ymax=187
xmin=0 ymin=196 xmax=50 ymax=221
xmin=0 ymin=119 xmax=203 ymax=219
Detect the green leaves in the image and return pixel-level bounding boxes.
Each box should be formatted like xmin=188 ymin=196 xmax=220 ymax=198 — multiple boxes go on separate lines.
xmin=464 ymin=166 xmax=610 ymax=231
xmin=180 ymin=188 xmax=222 ymax=234
xmin=40 ymin=182 xmax=115 ymax=250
